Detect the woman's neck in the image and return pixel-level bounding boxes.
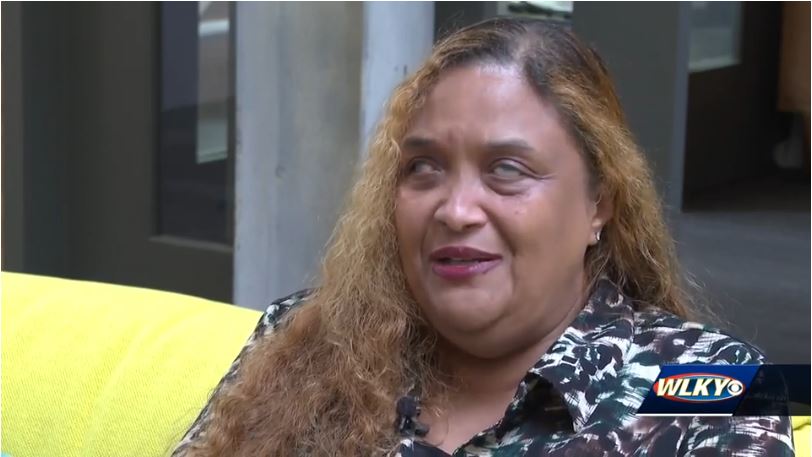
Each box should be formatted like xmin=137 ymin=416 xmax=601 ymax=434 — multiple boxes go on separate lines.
xmin=419 ymin=290 xmax=587 ymax=453
xmin=438 ymin=285 xmax=588 ymax=402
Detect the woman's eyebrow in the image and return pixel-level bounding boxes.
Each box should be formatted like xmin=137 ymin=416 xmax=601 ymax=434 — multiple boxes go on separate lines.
xmin=402 ymin=137 xmax=535 ymax=150
xmin=401 ymin=136 xmax=540 ymax=159
xmin=484 ymin=138 xmax=536 ymax=153
xmin=401 ymin=135 xmax=439 ymax=151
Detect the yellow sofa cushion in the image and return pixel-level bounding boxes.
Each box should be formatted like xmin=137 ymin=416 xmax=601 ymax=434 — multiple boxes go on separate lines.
xmin=794 ymin=416 xmax=810 ymax=457
xmin=1 ymin=272 xmax=261 ymax=457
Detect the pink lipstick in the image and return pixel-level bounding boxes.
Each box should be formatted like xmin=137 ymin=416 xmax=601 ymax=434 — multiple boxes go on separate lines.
xmin=429 ymin=246 xmax=502 ymax=280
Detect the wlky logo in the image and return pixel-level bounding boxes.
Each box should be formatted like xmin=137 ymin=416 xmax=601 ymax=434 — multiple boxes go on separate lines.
xmin=637 ymin=365 xmax=760 ymax=416
xmin=654 ymin=373 xmax=745 ymax=403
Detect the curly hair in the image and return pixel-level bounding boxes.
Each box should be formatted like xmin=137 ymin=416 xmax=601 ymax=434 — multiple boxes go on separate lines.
xmin=175 ymin=17 xmax=692 ymax=456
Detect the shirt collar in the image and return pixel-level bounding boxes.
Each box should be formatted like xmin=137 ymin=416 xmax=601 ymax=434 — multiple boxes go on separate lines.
xmin=505 ymin=278 xmax=636 ymax=433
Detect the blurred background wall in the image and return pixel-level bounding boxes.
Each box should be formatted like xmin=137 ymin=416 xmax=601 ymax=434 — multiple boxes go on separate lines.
xmin=2 ymin=1 xmax=809 ymax=363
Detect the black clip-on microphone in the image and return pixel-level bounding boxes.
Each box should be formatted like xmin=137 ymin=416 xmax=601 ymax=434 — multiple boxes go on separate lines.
xmin=395 ymin=393 xmax=430 ymax=438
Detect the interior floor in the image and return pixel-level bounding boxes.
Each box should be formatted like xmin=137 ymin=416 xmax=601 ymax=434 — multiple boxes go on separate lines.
xmin=674 ymin=172 xmax=810 ymax=363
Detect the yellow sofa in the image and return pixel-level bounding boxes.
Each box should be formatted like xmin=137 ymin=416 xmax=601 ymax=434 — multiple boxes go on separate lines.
xmin=2 ymin=273 xmax=262 ymax=457
xmin=1 ymin=273 xmax=809 ymax=456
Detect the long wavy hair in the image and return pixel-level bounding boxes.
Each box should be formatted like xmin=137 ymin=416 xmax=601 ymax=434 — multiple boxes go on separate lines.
xmin=177 ymin=17 xmax=692 ymax=456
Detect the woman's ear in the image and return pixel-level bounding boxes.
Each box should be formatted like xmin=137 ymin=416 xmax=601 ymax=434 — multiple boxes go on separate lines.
xmin=589 ymin=189 xmax=613 ymax=246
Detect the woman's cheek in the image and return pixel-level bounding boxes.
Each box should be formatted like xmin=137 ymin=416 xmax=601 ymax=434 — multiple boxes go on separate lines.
xmin=395 ymin=200 xmax=423 ymax=263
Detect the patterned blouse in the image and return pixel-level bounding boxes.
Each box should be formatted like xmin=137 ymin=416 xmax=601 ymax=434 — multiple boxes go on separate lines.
xmin=174 ymin=280 xmax=794 ymax=456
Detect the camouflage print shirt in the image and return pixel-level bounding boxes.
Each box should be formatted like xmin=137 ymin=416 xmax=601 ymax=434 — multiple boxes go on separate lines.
xmin=174 ymin=280 xmax=794 ymax=457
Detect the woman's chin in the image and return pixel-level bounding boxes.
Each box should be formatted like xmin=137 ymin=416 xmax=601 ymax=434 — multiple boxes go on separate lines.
xmin=426 ymin=297 xmax=507 ymax=335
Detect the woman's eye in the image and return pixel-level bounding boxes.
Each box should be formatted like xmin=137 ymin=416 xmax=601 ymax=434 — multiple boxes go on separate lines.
xmin=406 ymin=159 xmax=439 ymax=175
xmin=492 ymin=161 xmax=525 ymax=179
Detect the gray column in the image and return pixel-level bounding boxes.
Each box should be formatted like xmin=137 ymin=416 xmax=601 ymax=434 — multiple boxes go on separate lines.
xmin=360 ymin=2 xmax=435 ymax=152
xmin=234 ymin=2 xmax=434 ymax=309
xmin=573 ymin=2 xmax=690 ymax=212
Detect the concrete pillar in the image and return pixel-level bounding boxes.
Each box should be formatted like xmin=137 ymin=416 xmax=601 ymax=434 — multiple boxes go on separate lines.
xmin=234 ymin=2 xmax=434 ymax=309
xmin=360 ymin=2 xmax=435 ymax=152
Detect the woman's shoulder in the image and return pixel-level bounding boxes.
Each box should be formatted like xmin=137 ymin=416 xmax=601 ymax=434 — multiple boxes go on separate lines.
xmin=260 ymin=289 xmax=314 ymax=326
xmin=249 ymin=289 xmax=315 ymax=341
xmin=631 ymin=306 xmax=768 ymax=365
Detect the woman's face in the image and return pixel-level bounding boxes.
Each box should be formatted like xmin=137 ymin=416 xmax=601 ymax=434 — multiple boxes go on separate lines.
xmin=394 ymin=64 xmax=611 ymax=359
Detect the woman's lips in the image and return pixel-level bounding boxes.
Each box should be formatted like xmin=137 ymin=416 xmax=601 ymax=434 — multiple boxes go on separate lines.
xmin=431 ymin=258 xmax=502 ymax=280
xmin=428 ymin=246 xmax=502 ymax=280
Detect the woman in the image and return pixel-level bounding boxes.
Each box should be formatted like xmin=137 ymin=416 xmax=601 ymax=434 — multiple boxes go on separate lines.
xmin=173 ymin=18 xmax=793 ymax=456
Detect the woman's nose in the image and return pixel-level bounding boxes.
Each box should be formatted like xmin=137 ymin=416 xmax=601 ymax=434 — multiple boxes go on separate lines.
xmin=433 ymin=178 xmax=487 ymax=233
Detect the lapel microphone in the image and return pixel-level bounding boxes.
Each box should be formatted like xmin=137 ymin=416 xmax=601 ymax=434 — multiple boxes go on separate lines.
xmin=395 ymin=393 xmax=430 ymax=438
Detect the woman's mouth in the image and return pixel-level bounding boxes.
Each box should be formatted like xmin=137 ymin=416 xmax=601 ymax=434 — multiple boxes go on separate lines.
xmin=429 ymin=246 xmax=502 ymax=280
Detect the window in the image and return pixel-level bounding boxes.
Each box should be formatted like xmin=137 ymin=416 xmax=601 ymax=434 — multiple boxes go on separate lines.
xmin=688 ymin=1 xmax=742 ymax=73
xmin=158 ymin=2 xmax=234 ymax=244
